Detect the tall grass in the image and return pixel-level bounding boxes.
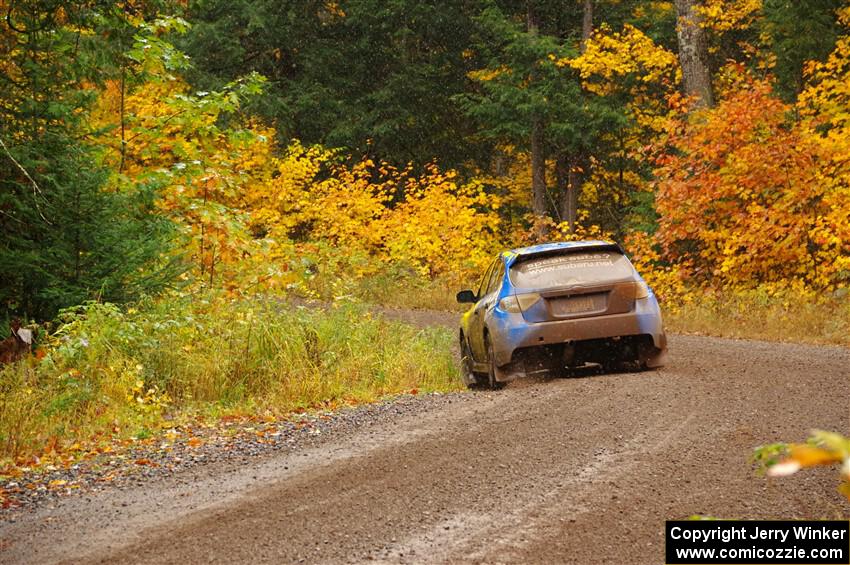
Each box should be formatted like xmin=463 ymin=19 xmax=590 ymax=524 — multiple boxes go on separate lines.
xmin=326 ymin=260 xmax=850 ymax=349
xmin=289 ymin=242 xmax=468 ymax=312
xmin=665 ymin=287 xmax=850 ymax=347
xmin=10 ymin=270 xmax=845 ymax=469
xmin=0 ymin=295 xmax=460 ymax=463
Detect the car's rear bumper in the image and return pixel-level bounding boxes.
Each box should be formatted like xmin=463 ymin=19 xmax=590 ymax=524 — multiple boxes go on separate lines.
xmin=489 ymin=296 xmax=666 ymax=376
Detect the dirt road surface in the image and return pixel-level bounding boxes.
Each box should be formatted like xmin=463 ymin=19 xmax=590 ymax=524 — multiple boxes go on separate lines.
xmin=1 ymin=309 xmax=848 ymax=564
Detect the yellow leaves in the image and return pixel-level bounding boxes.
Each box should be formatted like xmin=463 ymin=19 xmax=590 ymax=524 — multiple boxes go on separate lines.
xmin=800 ymin=32 xmax=850 ymax=131
xmin=788 ymin=445 xmax=843 ymax=468
xmin=631 ymin=1 xmax=676 ymax=23
xmin=623 ymin=231 xmax=690 ymax=307
xmin=244 ymin=143 xmax=503 ymax=281
xmin=766 ymin=431 xmax=850 ymax=501
xmin=321 ymin=1 xmax=346 ymax=19
xmin=797 ymin=25 xmax=850 ymax=271
xmin=840 ymin=5 xmax=850 ymax=27
xmin=468 ymin=65 xmax=510 ymax=82
xmin=128 ymin=377 xmax=171 ymax=414
xmin=91 ymin=73 xmax=282 ymax=290
xmin=696 ymin=0 xmax=762 ymax=34
xmin=567 ymin=24 xmax=679 ymax=88
xmin=381 ymin=171 xmax=503 ymax=277
xmin=564 ymin=23 xmax=680 ymax=139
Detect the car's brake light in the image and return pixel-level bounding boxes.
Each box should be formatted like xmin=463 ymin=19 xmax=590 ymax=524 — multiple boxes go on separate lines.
xmin=499 ymin=293 xmax=541 ymax=313
xmin=633 ymin=281 xmax=650 ymax=300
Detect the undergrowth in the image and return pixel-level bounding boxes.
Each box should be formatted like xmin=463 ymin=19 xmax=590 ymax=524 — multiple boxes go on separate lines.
xmin=288 ymin=242 xmax=467 ymax=312
xmin=664 ymin=287 xmax=850 ymax=347
xmin=5 ymin=257 xmax=848 ymax=474
xmin=0 ymin=294 xmax=460 ymax=466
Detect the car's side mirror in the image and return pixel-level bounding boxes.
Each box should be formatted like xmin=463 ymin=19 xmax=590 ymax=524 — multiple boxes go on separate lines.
xmin=456 ymin=289 xmax=477 ymax=304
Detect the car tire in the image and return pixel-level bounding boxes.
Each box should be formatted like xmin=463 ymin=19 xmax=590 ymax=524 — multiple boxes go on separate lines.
xmin=485 ymin=335 xmax=505 ymax=391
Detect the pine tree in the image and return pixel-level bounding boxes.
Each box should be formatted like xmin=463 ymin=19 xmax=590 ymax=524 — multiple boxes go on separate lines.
xmin=181 ymin=0 xmax=483 ymax=169
xmin=458 ymin=4 xmax=626 ymax=228
xmin=763 ymin=0 xmax=844 ymax=101
xmin=0 ymin=2 xmax=178 ymax=320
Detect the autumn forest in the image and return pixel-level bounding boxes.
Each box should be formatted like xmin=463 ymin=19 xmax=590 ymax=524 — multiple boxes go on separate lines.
xmin=1 ymin=0 xmax=848 ymax=319
xmin=1 ymin=1 xmax=849 ymax=481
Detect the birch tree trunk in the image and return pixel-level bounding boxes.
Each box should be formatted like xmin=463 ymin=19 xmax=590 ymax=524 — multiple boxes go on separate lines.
xmin=674 ymin=0 xmax=714 ymax=108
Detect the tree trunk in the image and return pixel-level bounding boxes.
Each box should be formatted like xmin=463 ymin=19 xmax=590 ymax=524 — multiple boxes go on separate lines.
xmin=527 ymin=0 xmax=539 ymax=34
xmin=674 ymin=0 xmax=714 ymax=108
xmin=555 ymin=154 xmax=569 ymax=228
xmin=524 ymin=2 xmax=594 ymax=233
xmin=531 ymin=118 xmax=547 ymax=220
xmin=558 ymin=154 xmax=582 ymax=233
xmin=554 ymin=0 xmax=592 ymax=235
xmin=527 ymin=1 xmax=547 ymax=224
xmin=581 ymin=0 xmax=593 ymax=51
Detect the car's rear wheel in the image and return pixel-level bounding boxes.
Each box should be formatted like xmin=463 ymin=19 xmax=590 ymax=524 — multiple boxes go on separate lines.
xmin=485 ymin=335 xmax=505 ymax=391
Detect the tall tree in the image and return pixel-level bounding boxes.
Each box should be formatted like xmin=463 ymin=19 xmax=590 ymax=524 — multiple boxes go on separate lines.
xmin=674 ymin=0 xmax=714 ymax=107
xmin=460 ymin=3 xmax=626 ymax=232
xmin=762 ymin=0 xmax=844 ymax=101
xmin=182 ymin=0 xmax=483 ymax=170
xmin=558 ymin=0 xmax=594 ymax=233
xmin=0 ymin=2 xmax=176 ymax=320
xmin=527 ymin=0 xmax=548 ymax=223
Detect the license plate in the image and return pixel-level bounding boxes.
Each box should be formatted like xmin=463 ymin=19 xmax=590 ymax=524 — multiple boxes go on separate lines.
xmin=553 ymin=295 xmax=597 ymax=315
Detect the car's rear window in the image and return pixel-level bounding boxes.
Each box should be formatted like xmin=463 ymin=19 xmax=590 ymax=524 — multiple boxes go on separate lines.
xmin=509 ymin=251 xmax=634 ymax=289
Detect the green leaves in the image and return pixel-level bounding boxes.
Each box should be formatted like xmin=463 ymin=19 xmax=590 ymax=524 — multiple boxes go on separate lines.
xmin=128 ymin=16 xmax=192 ymax=77
xmin=0 ymin=3 xmax=183 ymax=321
xmin=465 ymin=8 xmax=605 ymax=152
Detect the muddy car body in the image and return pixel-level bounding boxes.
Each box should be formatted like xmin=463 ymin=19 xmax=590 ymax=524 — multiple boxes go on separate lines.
xmin=457 ymin=240 xmax=667 ymax=389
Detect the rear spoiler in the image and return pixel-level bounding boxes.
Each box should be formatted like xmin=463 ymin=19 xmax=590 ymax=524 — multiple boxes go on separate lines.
xmin=510 ymin=243 xmax=625 ymax=267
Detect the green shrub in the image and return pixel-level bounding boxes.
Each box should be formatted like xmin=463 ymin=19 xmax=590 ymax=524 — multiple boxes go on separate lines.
xmin=0 ymin=294 xmax=460 ymax=464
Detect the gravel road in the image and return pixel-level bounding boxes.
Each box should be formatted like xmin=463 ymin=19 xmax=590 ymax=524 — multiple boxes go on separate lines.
xmin=1 ymin=309 xmax=848 ymax=564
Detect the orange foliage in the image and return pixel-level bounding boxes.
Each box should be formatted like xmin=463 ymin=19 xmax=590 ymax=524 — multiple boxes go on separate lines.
xmin=655 ymin=78 xmax=849 ymax=289
xmin=766 ymin=430 xmax=850 ymax=502
xmin=83 ymin=5 xmax=850 ymax=300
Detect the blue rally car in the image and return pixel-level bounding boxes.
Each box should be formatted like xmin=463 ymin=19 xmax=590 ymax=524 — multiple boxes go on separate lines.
xmin=457 ymin=240 xmax=667 ymax=389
